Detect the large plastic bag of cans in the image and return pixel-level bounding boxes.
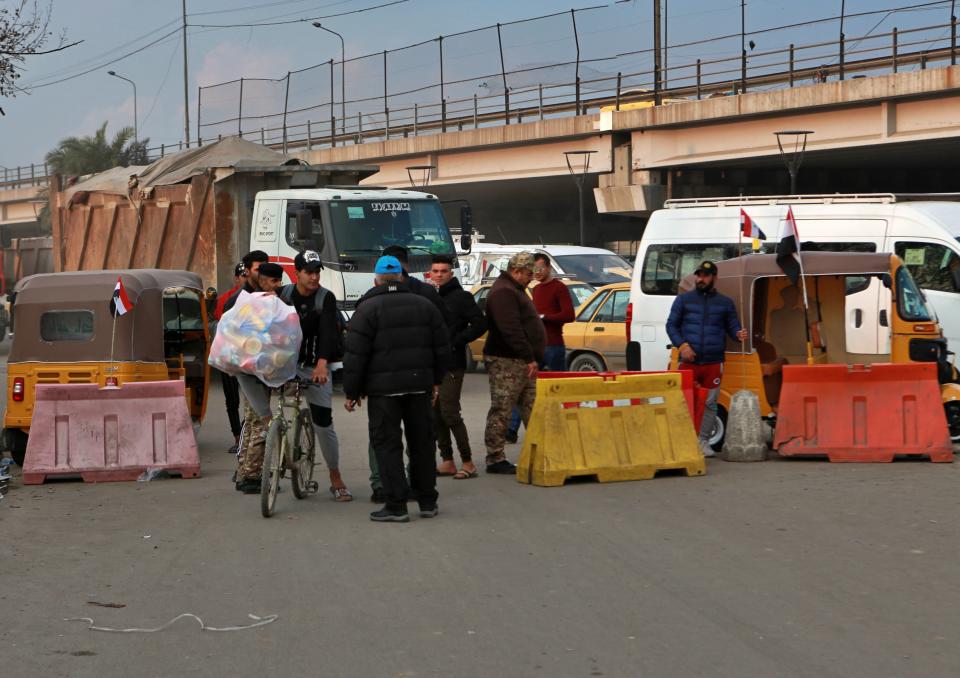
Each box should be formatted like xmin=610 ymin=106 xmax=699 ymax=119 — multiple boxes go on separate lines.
xmin=208 ymin=291 xmax=303 ymax=387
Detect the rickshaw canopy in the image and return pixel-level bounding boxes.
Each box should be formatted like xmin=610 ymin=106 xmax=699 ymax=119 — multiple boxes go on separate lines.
xmin=11 ymin=269 xmax=203 ymax=364
xmin=678 ymin=252 xmax=897 ymax=314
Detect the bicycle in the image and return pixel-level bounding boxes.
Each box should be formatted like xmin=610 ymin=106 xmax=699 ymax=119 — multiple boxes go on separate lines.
xmin=261 ymin=377 xmax=320 ymax=518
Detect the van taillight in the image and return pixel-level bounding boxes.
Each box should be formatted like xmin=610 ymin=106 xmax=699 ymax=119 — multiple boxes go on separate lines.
xmin=12 ymin=377 xmax=24 ymax=402
xmin=625 ymin=302 xmax=633 ymax=342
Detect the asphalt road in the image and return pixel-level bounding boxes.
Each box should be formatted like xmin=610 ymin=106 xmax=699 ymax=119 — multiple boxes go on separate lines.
xmin=2 ymin=359 xmax=960 ymax=678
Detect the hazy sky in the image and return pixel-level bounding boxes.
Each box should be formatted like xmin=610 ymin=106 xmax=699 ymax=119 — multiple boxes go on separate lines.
xmin=1 ymin=0 xmax=953 ymax=168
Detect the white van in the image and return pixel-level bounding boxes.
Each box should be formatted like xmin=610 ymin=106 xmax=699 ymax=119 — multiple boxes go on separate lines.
xmin=470 ymin=245 xmax=633 ymax=288
xmin=626 ymin=194 xmax=960 ymax=371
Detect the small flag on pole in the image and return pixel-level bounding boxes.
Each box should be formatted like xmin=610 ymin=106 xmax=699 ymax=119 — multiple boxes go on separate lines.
xmin=776 ymin=206 xmax=802 ymax=285
xmin=740 ymin=209 xmax=767 ymax=241
xmin=111 ymin=276 xmax=134 ymax=316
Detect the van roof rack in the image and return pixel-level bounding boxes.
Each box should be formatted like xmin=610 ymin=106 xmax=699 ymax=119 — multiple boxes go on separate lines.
xmin=322 ymin=185 xmax=390 ymax=190
xmin=664 ymin=193 xmax=897 ymax=208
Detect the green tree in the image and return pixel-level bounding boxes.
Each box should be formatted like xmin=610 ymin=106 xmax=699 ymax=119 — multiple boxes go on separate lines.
xmin=45 ymin=122 xmax=149 ymax=176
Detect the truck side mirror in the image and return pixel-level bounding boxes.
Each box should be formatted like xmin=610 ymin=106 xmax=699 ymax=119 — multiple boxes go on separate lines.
xmin=295 ymin=210 xmax=314 ymax=242
xmin=879 ymin=273 xmax=892 ymax=289
xmin=459 ymin=205 xmax=473 ymax=252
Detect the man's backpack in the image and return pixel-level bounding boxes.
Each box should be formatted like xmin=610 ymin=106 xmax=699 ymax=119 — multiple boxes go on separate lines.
xmin=279 ymin=284 xmax=344 ymax=363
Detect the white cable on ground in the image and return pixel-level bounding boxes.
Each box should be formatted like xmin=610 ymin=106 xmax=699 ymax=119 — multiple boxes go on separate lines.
xmin=64 ymin=613 xmax=278 ymax=633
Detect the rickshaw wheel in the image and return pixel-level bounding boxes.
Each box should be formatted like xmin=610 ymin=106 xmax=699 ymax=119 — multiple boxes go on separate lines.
xmin=5 ymin=429 xmax=27 ymax=467
xmin=944 ymin=401 xmax=960 ymax=444
xmin=707 ymin=406 xmax=729 ymax=452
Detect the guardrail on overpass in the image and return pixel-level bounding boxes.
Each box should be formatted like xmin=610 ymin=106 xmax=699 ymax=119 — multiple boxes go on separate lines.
xmin=5 ymin=13 xmax=959 ymax=192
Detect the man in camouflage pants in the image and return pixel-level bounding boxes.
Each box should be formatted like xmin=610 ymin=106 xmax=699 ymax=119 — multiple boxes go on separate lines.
xmin=481 ymin=252 xmax=546 ymax=474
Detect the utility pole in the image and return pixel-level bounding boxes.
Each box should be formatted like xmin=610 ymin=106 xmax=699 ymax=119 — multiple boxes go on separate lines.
xmin=182 ymin=0 xmax=190 ymax=148
xmin=653 ymin=0 xmax=662 ymax=105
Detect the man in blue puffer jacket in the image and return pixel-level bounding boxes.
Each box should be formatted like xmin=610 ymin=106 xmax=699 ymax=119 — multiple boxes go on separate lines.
xmin=666 ymin=260 xmax=748 ymax=457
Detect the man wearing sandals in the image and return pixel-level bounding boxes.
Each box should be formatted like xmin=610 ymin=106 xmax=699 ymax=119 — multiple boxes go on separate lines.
xmin=429 ymin=254 xmax=487 ymax=480
xmin=481 ymin=252 xmax=546 ymax=475
xmin=278 ymin=250 xmax=352 ymax=502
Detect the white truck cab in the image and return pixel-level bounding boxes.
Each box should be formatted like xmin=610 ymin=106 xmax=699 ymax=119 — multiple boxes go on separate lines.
xmin=250 ymin=187 xmax=469 ymax=308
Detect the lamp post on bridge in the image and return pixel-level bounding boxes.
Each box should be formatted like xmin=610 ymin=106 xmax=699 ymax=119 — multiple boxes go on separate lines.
xmin=107 ymin=70 xmax=138 ymax=143
xmin=774 ymin=130 xmax=814 ymax=195
xmin=312 ymin=22 xmax=346 ymax=136
xmin=564 ymin=150 xmax=597 ymax=247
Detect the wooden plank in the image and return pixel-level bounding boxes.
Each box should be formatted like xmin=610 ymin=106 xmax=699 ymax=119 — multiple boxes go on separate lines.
xmin=100 ymin=203 xmax=120 ymax=270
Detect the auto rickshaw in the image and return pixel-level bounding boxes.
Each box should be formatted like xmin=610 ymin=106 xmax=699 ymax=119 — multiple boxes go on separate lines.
xmin=2 ymin=269 xmax=211 ymax=465
xmin=671 ymin=252 xmax=960 ymax=447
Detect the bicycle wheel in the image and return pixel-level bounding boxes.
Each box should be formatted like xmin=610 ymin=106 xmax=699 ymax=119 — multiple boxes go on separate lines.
xmin=261 ymin=419 xmax=284 ymax=518
xmin=291 ymin=409 xmax=317 ymax=500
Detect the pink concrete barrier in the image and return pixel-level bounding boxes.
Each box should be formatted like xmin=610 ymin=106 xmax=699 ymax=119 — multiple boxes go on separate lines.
xmin=22 ymin=381 xmax=201 ymax=484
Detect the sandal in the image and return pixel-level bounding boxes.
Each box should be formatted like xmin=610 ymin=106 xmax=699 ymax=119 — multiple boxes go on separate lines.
xmin=453 ymin=467 xmax=479 ymax=479
xmin=330 ymin=486 xmax=354 ymax=502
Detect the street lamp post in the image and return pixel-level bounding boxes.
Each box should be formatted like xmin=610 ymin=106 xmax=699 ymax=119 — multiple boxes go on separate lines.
xmin=774 ymin=130 xmax=814 ymax=195
xmin=406 ymin=164 xmax=436 ymax=188
xmin=564 ymin=150 xmax=597 ymax=247
xmin=312 ymin=22 xmax=346 ymax=136
xmin=107 ymin=70 xmax=138 ymax=143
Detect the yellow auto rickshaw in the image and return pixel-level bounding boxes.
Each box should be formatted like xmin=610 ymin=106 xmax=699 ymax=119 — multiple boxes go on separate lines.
xmin=672 ymin=252 xmax=960 ymax=448
xmin=3 ymin=269 xmax=211 ymax=465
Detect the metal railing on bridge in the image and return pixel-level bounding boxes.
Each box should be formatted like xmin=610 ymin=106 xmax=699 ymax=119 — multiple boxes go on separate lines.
xmin=5 ymin=2 xmax=960 ymax=191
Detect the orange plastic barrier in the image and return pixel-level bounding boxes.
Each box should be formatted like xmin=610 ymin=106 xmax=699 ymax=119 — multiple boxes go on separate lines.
xmin=772 ymin=363 xmax=952 ymax=462
xmin=22 ymin=381 xmax=201 ymax=484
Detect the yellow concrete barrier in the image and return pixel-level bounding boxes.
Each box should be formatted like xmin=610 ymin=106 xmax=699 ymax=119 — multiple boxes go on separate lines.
xmin=517 ymin=373 xmax=705 ymax=487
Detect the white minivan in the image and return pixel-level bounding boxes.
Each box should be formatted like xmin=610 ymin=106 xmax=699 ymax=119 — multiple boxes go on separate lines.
xmin=626 ymin=194 xmax=960 ymax=371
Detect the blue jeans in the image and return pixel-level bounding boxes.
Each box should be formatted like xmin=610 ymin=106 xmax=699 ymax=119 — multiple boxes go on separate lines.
xmin=507 ymin=345 xmax=566 ymax=436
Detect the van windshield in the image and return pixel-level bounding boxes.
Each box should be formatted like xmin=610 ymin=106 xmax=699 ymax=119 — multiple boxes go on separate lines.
xmin=554 ymin=254 xmax=632 ymax=285
xmin=328 ymin=199 xmax=456 ymax=258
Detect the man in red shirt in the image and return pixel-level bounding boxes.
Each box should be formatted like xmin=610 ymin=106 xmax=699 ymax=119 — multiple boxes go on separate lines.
xmin=506 ymin=252 xmax=575 ymax=443
xmin=530 ymin=252 xmax=575 ymax=371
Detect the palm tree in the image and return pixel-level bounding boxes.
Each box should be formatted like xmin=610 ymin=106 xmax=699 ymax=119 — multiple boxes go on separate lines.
xmin=45 ymin=122 xmax=150 ymax=177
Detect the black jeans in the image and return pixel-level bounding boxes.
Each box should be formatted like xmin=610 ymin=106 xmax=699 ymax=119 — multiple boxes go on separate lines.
xmin=220 ymin=370 xmax=242 ymax=438
xmin=368 ymin=393 xmax=438 ymax=512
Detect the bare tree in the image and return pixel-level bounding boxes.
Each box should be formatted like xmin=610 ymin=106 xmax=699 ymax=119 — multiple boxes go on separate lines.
xmin=0 ymin=1 xmax=69 ymax=98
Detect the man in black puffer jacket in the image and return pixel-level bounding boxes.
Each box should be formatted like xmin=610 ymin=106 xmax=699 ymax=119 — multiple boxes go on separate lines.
xmin=344 ymin=255 xmax=451 ymax=523
xmin=429 ymin=254 xmax=487 ymax=479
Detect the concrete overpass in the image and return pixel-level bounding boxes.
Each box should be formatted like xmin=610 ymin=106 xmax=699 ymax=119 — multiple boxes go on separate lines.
xmin=292 ymin=66 xmax=960 ymax=248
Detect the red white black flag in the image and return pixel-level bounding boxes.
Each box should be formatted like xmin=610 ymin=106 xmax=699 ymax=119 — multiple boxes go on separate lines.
xmin=111 ymin=276 xmax=134 ymax=316
xmin=776 ymin=206 xmax=802 ymax=285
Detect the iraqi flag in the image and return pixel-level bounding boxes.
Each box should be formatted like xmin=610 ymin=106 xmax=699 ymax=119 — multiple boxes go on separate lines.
xmin=776 ymin=206 xmax=802 ymax=285
xmin=110 ymin=276 xmax=134 ymax=316
xmin=740 ymin=209 xmax=767 ymax=241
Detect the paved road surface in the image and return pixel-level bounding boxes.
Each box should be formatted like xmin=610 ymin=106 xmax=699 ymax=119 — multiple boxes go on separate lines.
xmin=2 ymin=363 xmax=959 ymax=677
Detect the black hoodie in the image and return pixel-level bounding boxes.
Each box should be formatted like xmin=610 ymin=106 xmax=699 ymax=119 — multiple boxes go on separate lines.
xmin=437 ymin=277 xmax=487 ymax=370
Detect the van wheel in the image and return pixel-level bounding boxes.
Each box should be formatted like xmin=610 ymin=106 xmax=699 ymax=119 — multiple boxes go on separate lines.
xmin=4 ymin=429 xmax=28 ymax=467
xmin=706 ymin=406 xmax=728 ymax=452
xmin=569 ymin=353 xmax=606 ymax=373
xmin=944 ymin=401 xmax=960 ymax=443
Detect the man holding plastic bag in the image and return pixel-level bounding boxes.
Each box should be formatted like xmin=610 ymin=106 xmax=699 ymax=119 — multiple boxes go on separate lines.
xmin=210 ymin=262 xmax=302 ymax=493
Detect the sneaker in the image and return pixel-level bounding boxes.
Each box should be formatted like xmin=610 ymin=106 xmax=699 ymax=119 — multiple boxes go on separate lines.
xmin=237 ymin=478 xmax=261 ymax=494
xmin=699 ymin=442 xmax=716 ymax=458
xmin=419 ymin=505 xmax=439 ymax=518
xmin=486 ymin=459 xmax=517 ymax=474
xmin=505 ymin=431 xmax=518 ymax=444
xmin=228 ymin=444 xmax=239 ymax=455
xmin=370 ymin=488 xmax=386 ymax=503
xmin=370 ymin=508 xmax=410 ymax=523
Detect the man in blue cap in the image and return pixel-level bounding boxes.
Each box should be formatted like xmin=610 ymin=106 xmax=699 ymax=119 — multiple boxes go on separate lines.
xmin=343 ymin=255 xmax=451 ymax=522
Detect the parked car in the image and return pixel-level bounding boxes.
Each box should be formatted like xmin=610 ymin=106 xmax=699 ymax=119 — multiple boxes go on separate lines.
xmin=466 ymin=277 xmax=595 ymax=371
xmin=562 ymin=282 xmax=631 ymax=372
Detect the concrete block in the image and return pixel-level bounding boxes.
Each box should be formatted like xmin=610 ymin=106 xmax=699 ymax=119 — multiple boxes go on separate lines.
xmin=721 ymin=389 xmax=766 ymax=462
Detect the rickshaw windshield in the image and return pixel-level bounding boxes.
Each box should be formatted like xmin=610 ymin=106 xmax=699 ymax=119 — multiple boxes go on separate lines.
xmin=896 ymin=266 xmax=933 ymax=322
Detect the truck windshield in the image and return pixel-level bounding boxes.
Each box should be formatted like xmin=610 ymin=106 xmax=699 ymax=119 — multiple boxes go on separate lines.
xmin=328 ymin=199 xmax=456 ymax=257
xmin=555 ymin=254 xmax=633 ymax=285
